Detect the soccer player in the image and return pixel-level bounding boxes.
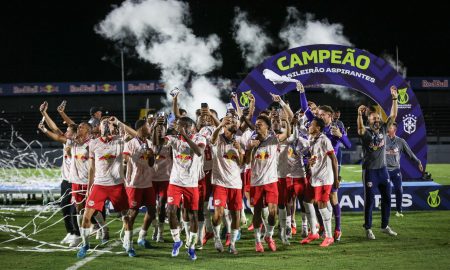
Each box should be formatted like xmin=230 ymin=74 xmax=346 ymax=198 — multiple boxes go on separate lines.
xmin=165 ymin=117 xmax=206 ymax=261
xmin=357 ymin=85 xmax=399 ymax=240
xmin=386 ymin=122 xmax=423 ymax=217
xmin=245 ymin=115 xmax=288 ymax=252
xmin=37 ymin=103 xmax=78 ymax=246
xmin=77 ymin=116 xmax=137 ymax=258
xmin=210 ymin=116 xmax=244 ymax=254
xmin=148 ymin=113 xmax=173 ymax=243
xmin=123 ymin=120 xmax=157 ymax=249
xmin=300 ymin=118 xmax=339 ymax=247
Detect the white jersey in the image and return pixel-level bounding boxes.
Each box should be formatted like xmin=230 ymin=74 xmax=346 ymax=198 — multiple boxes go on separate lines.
xmin=309 ymin=133 xmax=335 ymax=187
xmin=212 ymin=134 xmax=243 ymax=189
xmin=123 ymin=137 xmax=153 ymax=188
xmin=67 ymin=138 xmax=90 ymax=184
xmin=249 ymin=133 xmax=279 ymax=187
xmin=62 ymin=143 xmax=71 ymax=181
xmin=166 ymin=134 xmax=206 ymax=188
xmin=150 ymin=143 xmax=172 ymax=182
xmin=239 ymin=129 xmax=253 ymax=171
xmin=287 ymin=136 xmax=309 ymax=178
xmin=199 ymin=126 xmax=215 ymax=171
xmin=277 ymin=139 xmax=290 ymax=178
xmin=89 ymin=136 xmax=125 ymax=186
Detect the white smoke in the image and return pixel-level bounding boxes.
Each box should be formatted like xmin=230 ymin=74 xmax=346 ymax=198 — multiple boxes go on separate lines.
xmin=279 ymin=7 xmax=353 ymax=49
xmin=382 ymin=53 xmax=407 ymax=78
xmin=232 ymin=7 xmax=273 ymax=69
xmin=321 ymin=84 xmax=362 ymax=103
xmin=96 ymin=0 xmax=226 ymax=118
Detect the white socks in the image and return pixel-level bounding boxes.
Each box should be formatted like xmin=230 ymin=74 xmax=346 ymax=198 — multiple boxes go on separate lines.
xmin=278 ymin=208 xmax=287 ymax=240
xmin=183 ymin=221 xmax=190 ymax=240
xmin=231 ymin=229 xmax=239 ymax=246
xmin=213 ymin=225 xmax=221 ymax=240
xmin=304 ymin=202 xmax=318 ymax=235
xmin=224 ymin=209 xmax=232 ymax=234
xmin=124 ymin=230 xmax=133 ymax=249
xmin=138 ymin=229 xmax=147 ymax=241
xmin=254 ymin=227 xmax=262 ymax=243
xmin=80 ymin=227 xmax=90 ymax=246
xmin=170 ymin=228 xmax=181 ymax=242
xmin=319 ymin=207 xmax=332 ymax=238
xmin=188 ymin=232 xmax=198 ymax=249
xmin=204 ymin=202 xmax=213 ymax=233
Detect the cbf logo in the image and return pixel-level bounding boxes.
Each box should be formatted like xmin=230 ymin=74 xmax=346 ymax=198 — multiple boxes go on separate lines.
xmin=403 ymin=114 xmax=417 ymax=134
xmin=427 ymin=190 xmax=441 ymax=208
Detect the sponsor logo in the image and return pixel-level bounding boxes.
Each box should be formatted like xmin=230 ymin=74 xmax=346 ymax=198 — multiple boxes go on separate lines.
xmin=214 ymin=199 xmax=221 ymax=205
xmin=98 ymin=154 xmax=117 ymax=160
xmin=88 ymin=200 xmax=95 ymax=207
xmin=40 ymin=84 xmax=59 ymax=93
xmin=223 ymin=150 xmax=239 ymax=161
xmin=397 ymin=87 xmax=412 ymax=109
xmin=239 ymin=90 xmax=252 ymax=107
xmin=427 ymin=190 xmax=441 ymax=208
xmin=131 ymin=201 xmax=137 ymax=207
xmin=255 ymin=150 xmax=270 ymax=160
xmin=421 ymin=79 xmax=448 ymax=88
xmin=403 ymin=114 xmax=417 ymax=134
xmin=167 ymin=197 xmax=174 ymax=203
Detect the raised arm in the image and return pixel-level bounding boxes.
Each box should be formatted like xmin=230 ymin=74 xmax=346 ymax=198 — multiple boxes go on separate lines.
xmin=357 ymin=105 xmax=367 ymax=136
xmin=247 ymin=93 xmax=256 ymax=119
xmin=110 ymin=117 xmax=137 ymax=138
xmin=232 ymin=94 xmax=243 ymax=118
xmin=277 ymin=118 xmax=291 ymax=142
xmin=386 ymin=86 xmax=398 ymax=127
xmin=39 ymin=101 xmax=63 ymax=135
xmin=296 ymin=82 xmax=314 ymax=121
xmin=331 ymin=126 xmax=352 ymax=149
xmin=211 ymin=117 xmax=229 ymax=145
xmin=38 ymin=122 xmax=67 ymax=143
xmin=57 ymin=100 xmax=76 ymax=125
xmin=270 ymin=93 xmax=294 ymax=122
xmin=172 ymin=92 xmax=182 ymax=119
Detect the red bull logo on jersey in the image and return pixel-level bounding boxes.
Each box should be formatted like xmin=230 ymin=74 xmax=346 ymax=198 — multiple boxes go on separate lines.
xmin=223 ymin=150 xmax=239 ymax=161
xmin=175 ymin=153 xmax=193 ymax=162
xmin=156 ymin=155 xmax=166 ymax=160
xmin=98 ymin=154 xmax=117 ymax=160
xmin=74 ymin=154 xmax=88 ymax=160
xmin=255 ymin=150 xmax=270 ymax=160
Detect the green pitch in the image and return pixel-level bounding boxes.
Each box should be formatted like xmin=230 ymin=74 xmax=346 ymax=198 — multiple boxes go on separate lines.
xmin=0 ymin=210 xmax=449 ymax=270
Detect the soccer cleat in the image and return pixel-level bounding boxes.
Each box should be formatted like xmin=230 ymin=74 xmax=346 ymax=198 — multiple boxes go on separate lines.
xmin=264 ymin=236 xmax=277 ymax=251
xmin=255 ymin=241 xmax=264 ymax=253
xmin=187 ymin=248 xmax=197 ymax=261
xmin=203 ymin=232 xmax=214 ymax=245
xmin=291 ymin=225 xmax=297 ymax=235
xmin=320 ymin=237 xmax=335 ymax=247
xmin=76 ymin=244 xmax=89 ymax=259
xmin=171 ymin=240 xmax=183 ymax=257
xmin=137 ymin=239 xmax=153 ymax=249
xmin=281 ymin=238 xmax=290 ymax=246
xmin=366 ymin=229 xmax=376 ymax=240
xmin=301 ymin=233 xmax=320 ymax=244
xmin=214 ymin=238 xmax=224 ymax=252
xmin=381 ymin=226 xmax=398 ymax=236
xmin=69 ymin=235 xmax=82 ymax=247
xmin=228 ymin=244 xmax=238 ymax=255
xmin=225 ymin=233 xmax=231 ymax=246
xmin=196 ymin=244 xmax=203 ymax=250
xmin=395 ymin=211 xmax=404 ymax=217
xmin=334 ymin=230 xmax=342 ymax=242
xmin=61 ymin=233 xmax=72 ymax=244
xmin=301 ymin=225 xmax=308 ymax=238
xmin=248 ymin=223 xmax=254 ymax=231
xmin=127 ymin=248 xmax=137 ymax=257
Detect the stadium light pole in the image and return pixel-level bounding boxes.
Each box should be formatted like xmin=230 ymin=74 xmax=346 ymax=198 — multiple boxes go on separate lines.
xmin=121 ymin=49 xmax=126 ymax=122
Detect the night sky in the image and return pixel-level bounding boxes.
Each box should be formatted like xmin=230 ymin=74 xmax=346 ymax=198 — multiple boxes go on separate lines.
xmin=1 ymin=0 xmax=448 ymax=83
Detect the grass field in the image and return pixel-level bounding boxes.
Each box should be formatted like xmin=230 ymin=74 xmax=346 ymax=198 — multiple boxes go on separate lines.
xmin=0 ymin=209 xmax=449 ymax=270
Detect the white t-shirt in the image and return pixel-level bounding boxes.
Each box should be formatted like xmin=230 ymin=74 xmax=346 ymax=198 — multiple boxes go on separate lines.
xmin=249 ymin=133 xmax=279 ymax=187
xmin=239 ymin=129 xmax=253 ymax=171
xmin=212 ymin=134 xmax=243 ymax=189
xmin=67 ymin=138 xmax=90 ymax=184
xmin=166 ymin=134 xmax=206 ymax=188
xmin=199 ymin=126 xmax=215 ymax=171
xmin=123 ymin=137 xmax=153 ymax=188
xmin=277 ymin=139 xmax=290 ymax=178
xmin=89 ymin=136 xmax=125 ymax=186
xmin=309 ymin=133 xmax=335 ymax=187
xmin=62 ymin=143 xmax=71 ymax=181
xmin=150 ymin=143 xmax=172 ymax=182
xmin=286 ymin=137 xmax=309 ymax=178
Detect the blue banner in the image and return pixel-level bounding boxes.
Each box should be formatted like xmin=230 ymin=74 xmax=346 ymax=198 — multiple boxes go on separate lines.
xmin=338 ymin=182 xmax=450 ymax=211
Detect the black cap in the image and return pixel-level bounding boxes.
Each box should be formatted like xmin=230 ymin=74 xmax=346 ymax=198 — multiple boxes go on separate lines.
xmin=90 ymin=106 xmax=103 ymax=116
xmin=135 ymin=119 xmax=147 ymax=130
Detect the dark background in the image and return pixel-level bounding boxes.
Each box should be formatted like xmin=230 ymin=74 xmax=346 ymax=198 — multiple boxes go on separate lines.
xmin=0 ymin=0 xmax=449 ymax=83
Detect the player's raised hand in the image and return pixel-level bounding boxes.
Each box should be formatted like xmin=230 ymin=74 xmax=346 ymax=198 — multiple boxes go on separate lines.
xmin=358 ymin=105 xmax=366 ymax=116
xmin=296 ymin=82 xmax=305 ymax=93
xmin=57 ymin=100 xmax=67 ymax=113
xmin=270 ymin=93 xmax=282 ymax=103
xmin=39 ymin=101 xmax=48 ymax=113
xmin=390 ymin=85 xmax=398 ymax=99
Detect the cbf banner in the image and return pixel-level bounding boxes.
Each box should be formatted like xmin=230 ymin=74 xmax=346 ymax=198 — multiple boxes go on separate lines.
xmin=236 ymin=44 xmax=427 ymax=180
xmin=338 ymin=182 xmax=450 ymax=212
